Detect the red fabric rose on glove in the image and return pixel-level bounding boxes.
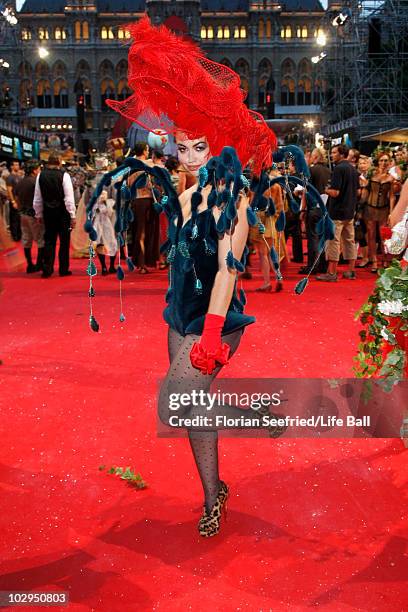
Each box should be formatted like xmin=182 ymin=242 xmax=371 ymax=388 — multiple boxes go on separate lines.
xmin=380 ymin=226 xmax=392 ymax=241
xmin=190 ymin=313 xmax=230 ymax=375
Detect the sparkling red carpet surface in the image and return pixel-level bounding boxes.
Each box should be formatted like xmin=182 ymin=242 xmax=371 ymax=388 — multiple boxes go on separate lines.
xmin=0 ymin=257 xmax=406 ymax=611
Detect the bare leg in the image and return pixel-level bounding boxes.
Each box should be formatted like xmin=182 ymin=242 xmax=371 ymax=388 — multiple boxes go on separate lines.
xmin=255 ymin=240 xmax=272 ymax=290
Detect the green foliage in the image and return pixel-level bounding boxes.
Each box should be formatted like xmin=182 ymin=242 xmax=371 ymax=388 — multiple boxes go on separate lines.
xmin=99 ymin=465 xmax=148 ymax=489
xmin=353 ymin=259 xmax=407 ymax=384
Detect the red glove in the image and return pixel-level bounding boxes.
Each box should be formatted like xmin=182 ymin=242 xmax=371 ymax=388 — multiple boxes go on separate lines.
xmin=190 ymin=313 xmax=230 ymax=375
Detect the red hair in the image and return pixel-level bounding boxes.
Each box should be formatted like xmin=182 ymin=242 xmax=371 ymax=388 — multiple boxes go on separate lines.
xmin=107 ymin=17 xmax=277 ymax=173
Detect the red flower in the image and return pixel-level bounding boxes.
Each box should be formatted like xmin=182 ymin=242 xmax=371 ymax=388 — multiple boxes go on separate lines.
xmin=380 ymin=226 xmax=392 ymax=240
xmin=190 ymin=342 xmax=230 ymax=375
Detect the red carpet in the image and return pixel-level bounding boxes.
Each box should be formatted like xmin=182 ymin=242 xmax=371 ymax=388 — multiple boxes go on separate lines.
xmin=0 ymin=255 xmax=406 ymax=611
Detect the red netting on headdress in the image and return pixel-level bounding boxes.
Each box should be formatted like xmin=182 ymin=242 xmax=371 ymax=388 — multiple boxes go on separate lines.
xmin=107 ymin=16 xmax=277 ymax=173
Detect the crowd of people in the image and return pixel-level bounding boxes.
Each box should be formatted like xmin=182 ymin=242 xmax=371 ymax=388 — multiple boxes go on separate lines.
xmin=313 ymin=143 xmax=407 ymax=281
xmin=0 ymin=141 xmax=407 ymax=285
xmin=244 ymin=142 xmax=407 ymax=288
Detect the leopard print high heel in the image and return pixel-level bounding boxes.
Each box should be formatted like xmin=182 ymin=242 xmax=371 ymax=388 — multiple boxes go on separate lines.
xmin=198 ymin=481 xmax=229 ymax=538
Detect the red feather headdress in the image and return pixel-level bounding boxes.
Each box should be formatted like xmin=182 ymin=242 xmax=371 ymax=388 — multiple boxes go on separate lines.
xmin=107 ymin=16 xmax=277 ymax=173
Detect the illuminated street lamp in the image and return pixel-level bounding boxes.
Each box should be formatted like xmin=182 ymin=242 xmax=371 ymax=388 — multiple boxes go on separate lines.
xmin=1 ymin=7 xmax=18 ymax=26
xmin=38 ymin=47 xmax=49 ymax=59
xmin=303 ymin=120 xmax=316 ymax=145
xmin=311 ymin=52 xmax=327 ymax=64
xmin=332 ymin=8 xmax=352 ymax=27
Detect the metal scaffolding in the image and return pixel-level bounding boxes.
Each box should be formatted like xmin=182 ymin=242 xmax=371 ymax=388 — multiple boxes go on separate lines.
xmin=323 ymin=0 xmax=408 ymax=141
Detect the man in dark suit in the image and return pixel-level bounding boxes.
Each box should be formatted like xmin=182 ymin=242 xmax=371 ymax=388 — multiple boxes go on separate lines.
xmin=33 ymin=154 xmax=76 ymax=278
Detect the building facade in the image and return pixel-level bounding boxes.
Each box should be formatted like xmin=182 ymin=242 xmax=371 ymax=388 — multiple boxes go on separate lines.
xmin=0 ymin=0 xmax=327 ymax=152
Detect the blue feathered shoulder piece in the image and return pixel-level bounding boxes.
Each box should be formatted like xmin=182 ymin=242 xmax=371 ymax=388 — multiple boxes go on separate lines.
xmin=249 ymin=145 xmax=334 ymax=294
xmin=272 ymin=144 xmax=311 ymax=179
xmin=84 ymin=157 xmax=180 ymax=332
xmin=203 ymin=146 xmax=245 ymax=237
xmin=85 ymin=157 xmax=179 ymax=239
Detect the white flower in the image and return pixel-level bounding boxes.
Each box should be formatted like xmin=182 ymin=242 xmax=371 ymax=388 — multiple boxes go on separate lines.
xmin=377 ymin=299 xmax=407 ymax=316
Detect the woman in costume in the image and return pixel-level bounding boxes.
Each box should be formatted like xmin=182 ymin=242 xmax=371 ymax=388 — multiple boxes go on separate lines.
xmin=84 ymin=18 xmax=332 ymax=538
xmin=362 ymin=150 xmax=396 ymax=273
xmin=249 ymin=165 xmax=286 ymax=292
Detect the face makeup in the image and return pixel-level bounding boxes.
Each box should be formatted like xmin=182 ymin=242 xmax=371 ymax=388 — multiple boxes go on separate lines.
xmin=175 ymin=135 xmax=211 ymax=177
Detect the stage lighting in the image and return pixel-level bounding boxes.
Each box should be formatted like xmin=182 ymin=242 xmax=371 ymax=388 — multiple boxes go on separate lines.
xmin=332 ymin=8 xmax=352 ymax=27
xmin=311 ymin=52 xmax=327 ymax=64
xmin=1 ymin=7 xmax=18 ymax=26
xmin=38 ymin=47 xmax=49 ymax=59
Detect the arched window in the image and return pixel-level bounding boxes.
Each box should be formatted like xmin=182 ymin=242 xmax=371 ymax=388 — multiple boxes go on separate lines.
xmin=266 ymin=19 xmax=272 ymax=38
xmin=76 ymin=59 xmax=90 ymax=77
xmin=207 ymin=25 xmax=214 ymax=39
xmin=118 ymin=27 xmax=130 ymax=39
xmin=281 ymin=78 xmax=295 ymax=105
xmin=54 ymin=79 xmax=69 ymax=108
xmin=21 ymin=29 xmax=31 ymax=41
xmin=53 ymin=60 xmax=66 ymax=79
xmin=99 ymin=59 xmax=114 ymax=78
xmin=297 ymin=27 xmax=301 ymax=38
xmin=298 ymin=58 xmax=312 ymax=75
xmin=235 ymin=58 xmax=250 ymax=76
xmin=220 ymin=58 xmax=232 ymax=69
xmin=101 ymin=78 xmax=115 ymax=107
xmin=35 ymin=60 xmax=50 ymax=79
xmin=75 ymin=76 xmax=92 ymax=108
xmin=200 ymin=26 xmax=207 ymax=39
xmin=75 ymin=21 xmax=81 ymax=40
xmin=240 ymin=26 xmax=247 ymax=38
xmin=84 ymin=85 xmax=92 ymax=108
xmin=302 ymin=26 xmax=308 ymax=38
xmin=258 ymin=19 xmax=264 ymax=39
xmin=54 ymin=27 xmax=67 ymax=40
xmin=82 ymin=21 xmax=89 ymax=40
xmin=19 ymin=61 xmax=32 ymax=79
xmin=38 ymin=27 xmax=49 ymax=40
xmin=37 ymin=79 xmax=52 ymax=108
xmin=258 ymin=58 xmax=273 ymax=108
xmin=75 ymin=61 xmax=91 ymax=107
xmin=282 ymin=58 xmax=296 ymax=76
xmin=297 ymin=78 xmax=311 ymax=105
xmin=217 ymin=26 xmax=223 ymax=39
xmin=19 ymin=80 xmax=33 ymax=108
xmin=115 ymin=59 xmax=128 ymax=79
xmin=223 ymin=26 xmax=230 ymax=39
xmin=117 ymin=79 xmax=131 ymax=101
xmin=235 ymin=58 xmax=250 ymax=101
xmin=234 ymin=26 xmax=240 ymax=39
xmin=285 ymin=26 xmax=292 ymax=38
